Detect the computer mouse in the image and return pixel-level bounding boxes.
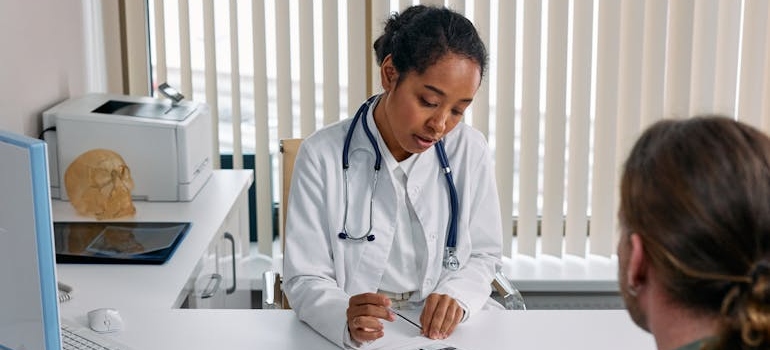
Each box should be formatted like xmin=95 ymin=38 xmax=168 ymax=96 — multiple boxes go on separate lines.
xmin=87 ymin=308 xmax=123 ymax=333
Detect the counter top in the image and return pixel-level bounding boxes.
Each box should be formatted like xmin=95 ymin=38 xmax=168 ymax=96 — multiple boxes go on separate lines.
xmin=55 ymin=170 xmax=253 ymax=312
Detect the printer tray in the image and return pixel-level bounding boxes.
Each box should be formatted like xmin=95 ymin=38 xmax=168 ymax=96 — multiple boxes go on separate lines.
xmin=53 ymin=222 xmax=191 ymax=265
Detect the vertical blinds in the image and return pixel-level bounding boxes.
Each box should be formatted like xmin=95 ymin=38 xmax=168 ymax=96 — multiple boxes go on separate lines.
xmin=147 ymin=0 xmax=770 ymax=259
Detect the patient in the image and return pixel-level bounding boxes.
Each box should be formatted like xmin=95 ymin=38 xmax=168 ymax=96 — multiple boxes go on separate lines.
xmin=617 ymin=116 xmax=770 ymax=350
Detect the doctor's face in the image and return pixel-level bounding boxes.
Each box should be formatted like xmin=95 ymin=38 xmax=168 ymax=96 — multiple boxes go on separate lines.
xmin=374 ymin=53 xmax=481 ymax=161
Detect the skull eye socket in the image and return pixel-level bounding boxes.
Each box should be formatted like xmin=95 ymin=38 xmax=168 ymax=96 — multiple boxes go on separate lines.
xmin=89 ymin=168 xmax=113 ymax=188
xmin=116 ymin=165 xmax=131 ymax=180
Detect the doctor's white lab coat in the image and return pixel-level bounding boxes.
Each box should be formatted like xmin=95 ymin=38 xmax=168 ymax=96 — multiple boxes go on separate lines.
xmin=283 ymin=106 xmax=503 ymax=348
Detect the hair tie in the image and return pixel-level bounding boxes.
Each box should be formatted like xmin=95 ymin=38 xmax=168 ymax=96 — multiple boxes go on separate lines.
xmin=750 ymin=260 xmax=770 ymax=285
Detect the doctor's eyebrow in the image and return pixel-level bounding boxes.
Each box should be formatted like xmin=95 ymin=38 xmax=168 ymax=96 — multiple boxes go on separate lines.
xmin=424 ymin=85 xmax=474 ymax=104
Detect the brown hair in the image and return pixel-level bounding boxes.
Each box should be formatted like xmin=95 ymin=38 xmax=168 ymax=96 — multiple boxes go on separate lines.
xmin=619 ymin=116 xmax=770 ymax=349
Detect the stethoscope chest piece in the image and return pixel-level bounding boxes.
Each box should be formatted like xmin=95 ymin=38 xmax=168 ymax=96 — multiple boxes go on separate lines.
xmin=338 ymin=231 xmax=375 ymax=242
xmin=443 ymin=247 xmax=459 ymax=271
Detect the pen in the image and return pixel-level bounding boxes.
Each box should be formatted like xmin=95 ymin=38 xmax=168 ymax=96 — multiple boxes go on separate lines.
xmin=388 ymin=307 xmax=422 ymax=330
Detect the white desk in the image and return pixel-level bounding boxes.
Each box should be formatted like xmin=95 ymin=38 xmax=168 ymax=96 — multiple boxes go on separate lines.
xmin=54 ymin=170 xmax=654 ymax=349
xmin=62 ymin=308 xmax=654 ymax=350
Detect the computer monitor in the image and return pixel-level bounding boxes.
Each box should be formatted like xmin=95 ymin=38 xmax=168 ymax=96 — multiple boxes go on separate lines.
xmin=0 ymin=129 xmax=61 ymax=350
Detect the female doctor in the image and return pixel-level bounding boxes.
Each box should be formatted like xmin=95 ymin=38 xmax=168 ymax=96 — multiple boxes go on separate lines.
xmin=283 ymin=5 xmax=503 ymax=348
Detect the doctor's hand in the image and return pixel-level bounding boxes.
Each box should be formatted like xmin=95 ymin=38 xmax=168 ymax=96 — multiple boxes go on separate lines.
xmin=346 ymin=293 xmax=396 ymax=343
xmin=420 ymin=293 xmax=464 ymax=340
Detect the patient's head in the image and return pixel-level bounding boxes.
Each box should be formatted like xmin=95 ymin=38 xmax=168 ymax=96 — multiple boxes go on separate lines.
xmin=618 ymin=116 xmax=770 ymax=349
xmin=64 ymin=148 xmax=136 ymax=220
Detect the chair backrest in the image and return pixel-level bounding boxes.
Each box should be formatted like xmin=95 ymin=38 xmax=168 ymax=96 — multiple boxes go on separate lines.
xmin=267 ymin=138 xmax=303 ymax=310
xmin=279 ymin=138 xmax=303 ymax=254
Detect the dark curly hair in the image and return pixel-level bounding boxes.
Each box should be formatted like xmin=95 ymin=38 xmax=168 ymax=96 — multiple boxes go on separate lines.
xmin=373 ymin=5 xmax=487 ymax=83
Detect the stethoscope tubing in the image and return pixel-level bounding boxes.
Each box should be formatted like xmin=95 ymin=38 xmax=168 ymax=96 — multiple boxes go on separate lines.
xmin=339 ymin=94 xmax=460 ymax=270
xmin=435 ymin=140 xmax=458 ymax=248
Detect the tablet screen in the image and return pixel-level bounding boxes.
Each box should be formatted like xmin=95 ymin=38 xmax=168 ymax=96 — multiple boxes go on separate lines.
xmin=53 ymin=222 xmax=191 ymax=264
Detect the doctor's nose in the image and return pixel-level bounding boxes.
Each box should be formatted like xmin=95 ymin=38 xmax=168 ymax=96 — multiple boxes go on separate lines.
xmin=426 ymin=110 xmax=449 ymax=135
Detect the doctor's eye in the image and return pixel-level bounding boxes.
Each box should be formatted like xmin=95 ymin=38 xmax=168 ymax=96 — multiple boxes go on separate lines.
xmin=420 ymin=98 xmax=438 ymax=108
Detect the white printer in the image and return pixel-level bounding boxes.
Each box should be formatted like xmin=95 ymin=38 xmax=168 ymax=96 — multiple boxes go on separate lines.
xmin=42 ymin=93 xmax=213 ymax=202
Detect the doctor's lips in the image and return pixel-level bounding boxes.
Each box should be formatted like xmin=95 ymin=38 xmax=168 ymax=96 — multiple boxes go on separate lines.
xmin=415 ymin=134 xmax=438 ymax=148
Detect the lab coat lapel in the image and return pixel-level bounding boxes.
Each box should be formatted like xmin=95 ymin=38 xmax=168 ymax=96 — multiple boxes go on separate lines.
xmin=344 ymin=99 xmax=398 ymax=294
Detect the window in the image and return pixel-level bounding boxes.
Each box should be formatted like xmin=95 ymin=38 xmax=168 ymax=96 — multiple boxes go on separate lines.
xmin=141 ymin=0 xmax=770 ymax=258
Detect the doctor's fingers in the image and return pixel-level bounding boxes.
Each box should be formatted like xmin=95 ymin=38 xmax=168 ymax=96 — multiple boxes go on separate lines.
xmin=348 ymin=316 xmax=386 ymax=342
xmin=420 ymin=294 xmax=463 ymax=339
xmin=423 ymin=303 xmax=463 ymax=339
xmin=349 ymin=292 xmax=392 ymax=308
xmin=347 ymin=302 xmax=395 ymax=322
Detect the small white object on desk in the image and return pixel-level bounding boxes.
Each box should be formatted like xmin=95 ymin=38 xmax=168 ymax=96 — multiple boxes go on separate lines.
xmin=88 ymin=308 xmax=124 ymax=333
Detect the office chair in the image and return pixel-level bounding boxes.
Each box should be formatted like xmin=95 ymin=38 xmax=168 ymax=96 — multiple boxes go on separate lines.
xmin=262 ymin=138 xmax=302 ymax=309
xmin=262 ymin=139 xmax=526 ymax=311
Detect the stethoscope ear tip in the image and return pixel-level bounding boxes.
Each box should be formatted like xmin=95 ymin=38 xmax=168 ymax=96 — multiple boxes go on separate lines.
xmin=338 ymin=232 xmax=347 ymax=239
xmin=366 ymin=235 xmax=375 ymax=242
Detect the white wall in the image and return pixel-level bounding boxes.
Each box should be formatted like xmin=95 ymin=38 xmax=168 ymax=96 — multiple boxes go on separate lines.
xmin=0 ymin=0 xmax=88 ymax=137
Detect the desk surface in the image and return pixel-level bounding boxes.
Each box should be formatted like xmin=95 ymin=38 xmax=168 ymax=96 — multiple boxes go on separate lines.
xmin=54 ymin=170 xmax=654 ymax=350
xmin=69 ymin=308 xmax=654 ymax=350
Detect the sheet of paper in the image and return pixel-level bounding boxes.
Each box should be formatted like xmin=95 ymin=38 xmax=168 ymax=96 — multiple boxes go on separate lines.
xmin=359 ymin=309 xmax=461 ymax=350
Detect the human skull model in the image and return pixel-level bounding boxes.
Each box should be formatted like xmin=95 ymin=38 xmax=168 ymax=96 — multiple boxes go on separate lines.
xmin=64 ymin=149 xmax=136 ymax=219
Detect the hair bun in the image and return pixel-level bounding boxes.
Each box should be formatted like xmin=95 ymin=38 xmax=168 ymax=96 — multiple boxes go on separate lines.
xmin=750 ymin=260 xmax=770 ymax=285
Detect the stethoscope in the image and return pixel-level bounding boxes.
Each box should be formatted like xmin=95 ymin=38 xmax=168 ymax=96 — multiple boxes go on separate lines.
xmin=338 ymin=95 xmax=460 ymax=271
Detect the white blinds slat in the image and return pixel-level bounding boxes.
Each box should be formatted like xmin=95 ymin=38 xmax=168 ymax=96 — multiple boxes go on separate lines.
xmin=276 ymin=0 xmax=292 ymax=139
xmin=565 ymin=0 xmax=593 ymax=257
xmin=372 ymin=0 xmax=390 ymax=96
xmin=252 ymin=0 xmax=274 ymax=256
xmin=517 ymin=0 xmax=542 ymax=256
xmin=229 ymin=0 xmax=243 ymax=169
xmin=203 ymin=0 xmax=220 ymax=168
xmin=178 ymin=0 xmax=192 ymax=98
xmin=663 ymin=0 xmax=694 ymax=119
xmin=713 ymin=0 xmax=741 ymax=117
xmin=153 ymin=0 xmax=167 ymax=85
xmin=764 ymin=4 xmax=770 ymax=130
xmin=689 ymin=0 xmax=719 ymax=116
xmin=448 ymin=0 xmax=465 ymax=14
xmin=471 ymin=0 xmax=490 ymax=137
xmin=737 ymin=0 xmax=769 ymax=127
xmin=123 ymin=1 xmax=151 ymax=95
xmin=323 ymin=0 xmax=340 ymax=126
xmin=589 ymin=0 xmax=621 ymax=257
xmin=540 ymin=0 xmax=569 ymax=257
xmin=299 ymin=0 xmax=316 ymax=137
xmin=348 ymin=0 xmax=367 ymax=116
xmin=495 ymin=0 xmax=516 ymax=258
xmin=613 ymin=0 xmax=645 ymax=254
xmin=421 ymin=0 xmax=445 ymax=7
xmin=639 ymin=0 xmax=667 ymax=128
xmin=616 ymin=0 xmax=644 ymax=170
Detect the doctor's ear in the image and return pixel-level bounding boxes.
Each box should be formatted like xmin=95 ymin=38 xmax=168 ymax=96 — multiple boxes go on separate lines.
xmin=380 ymin=55 xmax=399 ymax=90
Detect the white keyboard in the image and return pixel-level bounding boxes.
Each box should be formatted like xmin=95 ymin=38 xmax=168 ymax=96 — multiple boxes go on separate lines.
xmin=60 ymin=319 xmax=133 ymax=350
